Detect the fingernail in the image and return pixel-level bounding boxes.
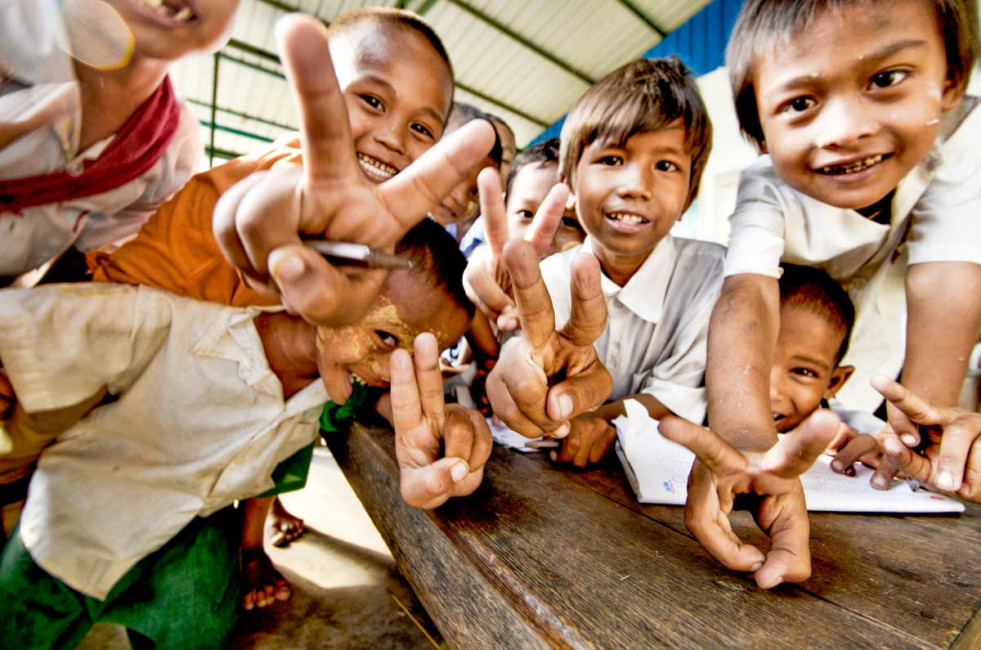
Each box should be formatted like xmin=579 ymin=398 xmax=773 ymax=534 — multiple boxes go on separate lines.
xmin=554 ymin=422 xmax=570 ymax=438
xmin=900 ymin=434 xmax=917 ymax=446
xmin=872 ymin=477 xmax=890 ymax=490
xmin=558 ymin=394 xmax=573 ymax=419
xmin=936 ymin=471 xmax=954 ymax=491
xmin=883 ymin=437 xmax=903 ymax=456
xmin=831 ymin=459 xmax=843 ymax=472
xmin=549 ymin=451 xmax=558 ymax=462
xmin=451 ymin=462 xmax=468 ymax=482
xmin=275 ymin=254 xmax=305 ymax=281
xmin=750 ymin=561 xmax=763 ymax=572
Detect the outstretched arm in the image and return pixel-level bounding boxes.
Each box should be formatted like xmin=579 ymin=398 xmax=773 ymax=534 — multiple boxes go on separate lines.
xmin=213 ymin=14 xmax=496 ymax=327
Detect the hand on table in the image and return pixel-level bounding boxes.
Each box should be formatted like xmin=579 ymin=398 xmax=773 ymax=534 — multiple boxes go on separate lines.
xmin=463 ymin=168 xmax=568 ymax=330
xmin=873 ymin=376 xmax=981 ymax=502
xmin=391 ymin=333 xmax=492 ymax=509
xmin=213 ymin=14 xmax=496 ymax=327
xmin=486 ymin=240 xmax=611 ymax=438
xmin=550 ymin=412 xmax=617 ymax=467
xmin=660 ymin=409 xmax=841 ymax=589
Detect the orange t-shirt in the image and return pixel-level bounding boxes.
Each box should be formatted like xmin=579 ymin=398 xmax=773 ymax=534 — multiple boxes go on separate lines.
xmin=90 ymin=135 xmax=304 ymax=307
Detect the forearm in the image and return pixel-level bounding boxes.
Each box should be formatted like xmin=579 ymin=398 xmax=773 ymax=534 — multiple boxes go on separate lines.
xmin=706 ymin=275 xmax=779 ymax=450
xmin=903 ymin=262 xmax=981 ymax=406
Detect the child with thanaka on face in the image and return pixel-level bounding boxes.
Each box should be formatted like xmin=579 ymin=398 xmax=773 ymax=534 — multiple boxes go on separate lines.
xmin=0 ymin=0 xmax=239 ymax=284
xmin=69 ymin=8 xmax=496 ymax=611
xmin=0 ymin=218 xmax=490 ymax=646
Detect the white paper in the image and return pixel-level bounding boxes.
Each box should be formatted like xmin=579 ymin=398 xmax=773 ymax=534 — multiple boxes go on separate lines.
xmin=612 ymin=399 xmax=965 ymax=514
xmin=488 ymin=417 xmax=547 ymax=453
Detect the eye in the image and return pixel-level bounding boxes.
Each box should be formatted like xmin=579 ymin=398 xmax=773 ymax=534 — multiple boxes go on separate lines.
xmin=869 ymin=69 xmax=908 ymax=90
xmin=780 ymin=96 xmax=816 ymax=114
xmin=375 ymin=329 xmax=398 ymax=348
xmin=791 ymin=367 xmax=819 ymax=379
xmin=596 ymin=154 xmax=623 ymax=166
xmin=655 ymin=160 xmax=680 ymax=172
xmin=360 ymin=94 xmax=384 ymax=112
xmin=517 ymin=209 xmax=534 ymax=221
xmin=411 ymin=122 xmax=436 ymax=140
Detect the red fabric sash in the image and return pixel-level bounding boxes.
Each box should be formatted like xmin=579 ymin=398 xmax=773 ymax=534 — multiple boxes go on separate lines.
xmin=0 ymin=76 xmax=181 ymax=214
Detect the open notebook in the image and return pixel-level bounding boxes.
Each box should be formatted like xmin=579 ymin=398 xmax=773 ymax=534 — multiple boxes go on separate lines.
xmin=614 ymin=399 xmax=964 ymax=514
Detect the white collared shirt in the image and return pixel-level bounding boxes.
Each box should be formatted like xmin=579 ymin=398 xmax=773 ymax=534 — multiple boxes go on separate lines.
xmin=0 ymin=284 xmax=328 ymax=599
xmin=540 ymin=236 xmax=725 ymax=424
xmin=722 ymin=83 xmax=981 ymax=410
xmin=0 ymin=0 xmax=202 ymax=277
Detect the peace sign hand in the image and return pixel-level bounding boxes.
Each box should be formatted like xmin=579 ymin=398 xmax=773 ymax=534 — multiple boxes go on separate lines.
xmin=463 ymin=168 xmax=569 ymax=330
xmin=660 ymin=409 xmax=841 ymax=589
xmin=213 ymin=14 xmax=496 ymax=326
xmin=391 ymin=333 xmax=493 ymax=509
xmin=485 ymin=239 xmax=612 ymax=438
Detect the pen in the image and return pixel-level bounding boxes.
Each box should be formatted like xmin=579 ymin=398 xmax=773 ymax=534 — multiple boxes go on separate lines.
xmin=302 ymin=240 xmax=413 ymax=270
xmin=526 ymin=440 xmax=561 ymax=449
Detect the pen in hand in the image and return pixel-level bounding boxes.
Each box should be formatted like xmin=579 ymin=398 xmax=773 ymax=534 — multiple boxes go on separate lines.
xmin=303 ymin=240 xmax=413 ymax=270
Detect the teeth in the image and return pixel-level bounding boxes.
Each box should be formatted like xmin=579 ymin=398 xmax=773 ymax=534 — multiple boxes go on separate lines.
xmin=819 ymin=154 xmax=884 ymax=175
xmin=136 ymin=0 xmax=195 ymax=22
xmin=350 ymin=373 xmax=366 ymax=386
xmin=357 ymin=154 xmax=398 ymax=181
xmin=607 ymin=212 xmax=647 ymax=224
xmin=174 ymin=7 xmax=192 ymax=22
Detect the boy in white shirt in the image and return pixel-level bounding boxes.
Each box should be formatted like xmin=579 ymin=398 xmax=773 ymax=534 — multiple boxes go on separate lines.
xmin=500 ymin=57 xmax=723 ymax=466
xmin=698 ymin=0 xmax=980 ymax=588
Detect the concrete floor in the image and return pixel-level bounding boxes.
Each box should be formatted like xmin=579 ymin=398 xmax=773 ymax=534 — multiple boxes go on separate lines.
xmin=79 ymin=447 xmax=443 ymax=649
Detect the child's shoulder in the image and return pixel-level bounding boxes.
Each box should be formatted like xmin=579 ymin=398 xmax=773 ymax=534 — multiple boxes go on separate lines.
xmin=667 ymin=237 xmax=725 ymax=294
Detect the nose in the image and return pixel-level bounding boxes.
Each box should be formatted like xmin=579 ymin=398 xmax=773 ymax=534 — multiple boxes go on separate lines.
xmin=374 ymin=119 xmax=407 ymax=156
xmin=814 ymin=95 xmax=879 ymax=149
xmin=769 ymin=366 xmax=786 ymax=405
xmin=615 ymin=161 xmax=653 ymax=200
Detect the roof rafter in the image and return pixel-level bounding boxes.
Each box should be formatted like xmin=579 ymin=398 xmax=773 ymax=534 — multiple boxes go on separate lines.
xmin=612 ymin=0 xmax=666 ymax=37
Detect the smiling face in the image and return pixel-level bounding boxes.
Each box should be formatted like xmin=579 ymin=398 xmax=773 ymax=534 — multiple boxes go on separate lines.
xmin=103 ymin=0 xmax=238 ymax=61
xmin=507 ymin=161 xmax=584 ymax=257
xmin=315 ymin=269 xmax=470 ymax=403
xmin=572 ymin=124 xmax=692 ymax=276
xmin=430 ymin=153 xmax=498 ymax=225
xmin=753 ymin=0 xmax=961 ymax=211
xmin=330 ymin=21 xmax=454 ymax=185
xmin=770 ymin=304 xmax=853 ymax=433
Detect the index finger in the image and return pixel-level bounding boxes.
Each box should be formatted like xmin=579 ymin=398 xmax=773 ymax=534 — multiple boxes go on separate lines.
xmin=524 ymin=183 xmax=569 ymax=257
xmin=412 ymin=333 xmax=446 ymax=435
xmin=503 ymin=239 xmax=556 ymax=349
xmin=658 ymin=416 xmax=746 ymax=475
xmin=561 ymin=252 xmax=606 ymax=346
xmin=871 ymin=375 xmax=945 ymax=426
xmin=276 ymin=14 xmax=358 ymax=186
xmin=477 ymin=167 xmax=509 ymax=258
xmin=390 ymin=348 xmax=426 ymax=440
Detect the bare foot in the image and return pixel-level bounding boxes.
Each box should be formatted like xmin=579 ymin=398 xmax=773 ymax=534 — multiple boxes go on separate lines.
xmin=241 ymin=546 xmax=291 ymax=611
xmin=268 ymin=497 xmax=305 ymax=548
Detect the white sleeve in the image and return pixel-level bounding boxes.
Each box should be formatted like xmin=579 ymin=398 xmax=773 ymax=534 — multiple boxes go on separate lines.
xmin=907 ymin=101 xmax=981 ymax=266
xmin=0 ymin=284 xmax=172 ymax=412
xmin=722 ymin=163 xmax=787 ymax=279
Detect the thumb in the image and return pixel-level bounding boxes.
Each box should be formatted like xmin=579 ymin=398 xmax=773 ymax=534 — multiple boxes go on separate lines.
xmin=399 ymin=457 xmax=470 ymax=509
xmin=766 ymin=409 xmax=840 ymax=478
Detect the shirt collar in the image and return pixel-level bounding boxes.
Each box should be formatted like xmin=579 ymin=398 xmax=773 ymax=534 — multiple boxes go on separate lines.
xmin=583 ymin=235 xmax=676 ymax=324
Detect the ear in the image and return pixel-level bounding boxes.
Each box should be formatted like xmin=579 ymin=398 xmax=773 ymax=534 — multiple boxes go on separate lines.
xmin=824 ymin=365 xmax=854 ymax=399
xmin=940 ymin=73 xmax=966 ymax=112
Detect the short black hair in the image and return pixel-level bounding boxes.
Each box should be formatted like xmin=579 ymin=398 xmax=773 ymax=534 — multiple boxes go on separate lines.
xmin=395 ymin=218 xmax=475 ymax=320
xmin=505 ymin=137 xmax=559 ymax=198
xmin=779 ymin=264 xmax=855 ymax=364
xmin=446 ymin=102 xmax=503 ymax=167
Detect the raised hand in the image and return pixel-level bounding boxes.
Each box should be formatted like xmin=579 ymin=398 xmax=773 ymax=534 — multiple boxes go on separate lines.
xmin=213 ymin=14 xmax=496 ymax=326
xmin=660 ymin=409 xmax=841 ymax=589
xmin=463 ymin=167 xmax=568 ymax=330
xmin=391 ymin=333 xmax=492 ymax=509
xmin=873 ymin=376 xmax=981 ymax=502
xmin=486 ymin=239 xmax=611 ymax=438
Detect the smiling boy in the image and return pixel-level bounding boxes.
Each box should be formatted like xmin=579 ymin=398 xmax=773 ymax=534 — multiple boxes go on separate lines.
xmin=529 ymin=57 xmax=722 ymax=466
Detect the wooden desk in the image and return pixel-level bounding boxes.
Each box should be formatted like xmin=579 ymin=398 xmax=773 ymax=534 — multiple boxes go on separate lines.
xmin=326 ymin=423 xmax=981 ymax=648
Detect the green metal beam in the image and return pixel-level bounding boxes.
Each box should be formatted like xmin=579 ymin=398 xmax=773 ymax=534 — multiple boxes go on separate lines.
xmin=226 ymin=38 xmax=281 ymax=64
xmin=252 ymin=0 xmax=301 ymax=12
xmin=186 ymin=98 xmax=294 ymax=131
xmin=198 ymin=120 xmax=276 ymax=143
xmin=209 ymin=52 xmax=220 ymax=167
xmin=443 ymin=0 xmax=594 ymax=85
xmin=217 ymin=52 xmax=285 ymax=79
xmin=455 ymin=81 xmax=548 ymax=128
xmin=613 ymin=0 xmax=666 ymax=37
xmin=206 ymin=145 xmax=245 ymax=161
xmin=416 ymin=0 xmax=439 ymax=15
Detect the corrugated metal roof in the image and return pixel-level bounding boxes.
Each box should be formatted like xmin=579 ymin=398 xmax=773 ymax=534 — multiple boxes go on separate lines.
xmin=169 ymin=0 xmax=713 ymax=163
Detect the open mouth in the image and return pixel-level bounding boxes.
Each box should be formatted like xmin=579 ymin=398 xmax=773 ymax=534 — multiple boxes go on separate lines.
xmin=814 ymin=154 xmax=891 ymax=176
xmin=357 ymin=153 xmax=398 ymax=184
xmin=605 ymin=212 xmax=649 ymax=225
xmin=134 ymin=0 xmax=196 ymax=23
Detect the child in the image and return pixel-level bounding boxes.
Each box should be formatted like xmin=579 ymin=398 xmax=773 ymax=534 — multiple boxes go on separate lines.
xmin=0 ymin=219 xmax=488 ymax=647
xmin=528 ymin=57 xmax=722 ymax=461
xmin=696 ymin=0 xmax=979 ymax=588
xmin=0 ymin=0 xmax=238 ymax=282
